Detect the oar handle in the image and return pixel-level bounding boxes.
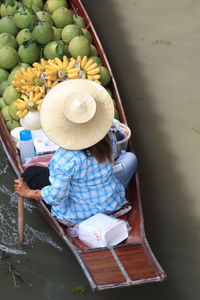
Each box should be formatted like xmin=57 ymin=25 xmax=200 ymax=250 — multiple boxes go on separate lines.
xmin=18 ymin=195 xmax=24 ymax=246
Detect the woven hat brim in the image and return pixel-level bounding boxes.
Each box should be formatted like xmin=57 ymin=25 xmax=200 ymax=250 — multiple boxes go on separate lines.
xmin=40 ymin=79 xmax=114 ymax=150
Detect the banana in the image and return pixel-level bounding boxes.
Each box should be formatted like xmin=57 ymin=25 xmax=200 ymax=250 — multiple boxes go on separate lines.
xmin=29 ymin=91 xmax=34 ymax=102
xmin=67 ymin=67 xmax=80 ymax=74
xmin=51 ymin=80 xmax=59 ymax=88
xmin=81 ymin=56 xmax=88 ymax=69
xmin=62 ymin=56 xmax=68 ymax=69
xmin=33 ymin=93 xmax=43 ymax=102
xmin=90 ymin=74 xmax=100 ymax=80
xmin=85 ymin=63 xmax=98 ymax=72
xmin=16 ymin=98 xmax=25 ymax=104
xmin=87 ymin=67 xmax=100 ymax=76
xmin=27 ymin=68 xmax=34 ymax=77
xmin=35 ymin=99 xmax=43 ymax=105
xmin=83 ymin=58 xmax=94 ymax=70
xmin=48 ymin=74 xmax=57 ymax=81
xmin=33 ymin=86 xmax=40 ymax=93
xmin=48 ymin=61 xmax=59 ymax=71
xmin=54 ymin=57 xmax=63 ymax=69
xmin=15 ymin=102 xmax=27 ymax=110
xmin=18 ymin=109 xmax=28 ymax=118
xmin=94 ymin=79 xmax=101 ymax=84
xmin=21 ymin=94 xmax=29 ymax=103
xmin=77 ymin=55 xmax=82 ymax=62
xmin=67 ymin=59 xmax=76 ymax=70
xmin=33 ymin=62 xmax=41 ymax=69
xmin=37 ymin=104 xmax=41 ymax=111
xmin=68 ymin=73 xmax=79 ymax=79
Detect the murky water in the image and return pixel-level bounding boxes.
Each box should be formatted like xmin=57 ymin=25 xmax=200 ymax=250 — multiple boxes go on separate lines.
xmin=0 ymin=0 xmax=200 ymax=299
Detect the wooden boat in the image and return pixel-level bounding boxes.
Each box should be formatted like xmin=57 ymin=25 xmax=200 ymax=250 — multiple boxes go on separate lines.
xmin=0 ymin=0 xmax=166 ymax=291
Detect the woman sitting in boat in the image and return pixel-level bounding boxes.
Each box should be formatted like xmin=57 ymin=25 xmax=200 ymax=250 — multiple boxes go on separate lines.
xmin=14 ymin=79 xmax=137 ymax=226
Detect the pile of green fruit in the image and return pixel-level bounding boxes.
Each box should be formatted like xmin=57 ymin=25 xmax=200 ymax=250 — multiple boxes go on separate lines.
xmin=0 ymin=0 xmax=118 ymax=132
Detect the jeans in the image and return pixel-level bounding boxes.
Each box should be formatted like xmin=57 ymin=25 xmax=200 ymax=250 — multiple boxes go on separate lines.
xmin=114 ymin=152 xmax=138 ymax=188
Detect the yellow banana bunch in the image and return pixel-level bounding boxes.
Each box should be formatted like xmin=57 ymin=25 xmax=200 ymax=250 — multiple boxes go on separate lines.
xmin=12 ymin=67 xmax=45 ymax=94
xmin=33 ymin=58 xmax=49 ymax=72
xmin=77 ymin=56 xmax=101 ymax=84
xmin=43 ymin=56 xmax=80 ymax=80
xmin=14 ymin=90 xmax=45 ymax=117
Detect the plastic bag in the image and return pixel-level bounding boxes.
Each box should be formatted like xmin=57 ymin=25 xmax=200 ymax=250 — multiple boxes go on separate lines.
xmin=76 ymin=213 xmax=129 ymax=248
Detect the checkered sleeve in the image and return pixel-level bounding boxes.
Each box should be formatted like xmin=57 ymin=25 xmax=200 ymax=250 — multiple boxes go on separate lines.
xmin=41 ymin=149 xmax=79 ymax=205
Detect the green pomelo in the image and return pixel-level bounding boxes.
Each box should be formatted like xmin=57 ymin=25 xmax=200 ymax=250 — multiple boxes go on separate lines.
xmin=0 ymin=1 xmax=18 ymax=17
xmin=11 ymin=63 xmax=30 ymax=73
xmin=0 ymin=69 xmax=9 ymax=83
xmin=1 ymin=105 xmax=11 ymax=121
xmin=9 ymin=64 xmax=30 ymax=84
xmin=52 ymin=26 xmax=61 ymax=41
xmin=99 ymin=66 xmax=111 ymax=86
xmin=52 ymin=7 xmax=73 ymax=28
xmin=68 ymin=36 xmax=90 ymax=58
xmin=31 ymin=5 xmax=41 ymax=13
xmin=90 ymin=44 xmax=98 ymax=56
xmin=6 ymin=119 xmax=20 ymax=131
xmin=0 ymin=97 xmax=6 ymax=110
xmin=73 ymin=15 xmax=86 ymax=28
xmin=6 ymin=1 xmax=18 ymax=16
xmin=13 ymin=8 xmax=37 ymax=29
xmin=3 ymin=85 xmax=21 ymax=105
xmin=18 ymin=43 xmax=40 ymax=64
xmin=45 ymin=0 xmax=68 ymax=14
xmin=61 ymin=24 xmax=82 ymax=44
xmin=43 ymin=41 xmax=69 ymax=59
xmin=36 ymin=11 xmax=53 ymax=25
xmin=8 ymin=72 xmax=16 ymax=84
xmin=88 ymin=56 xmax=102 ymax=66
xmin=9 ymin=101 xmax=19 ymax=121
xmin=0 ymin=46 xmax=19 ymax=70
xmin=32 ymin=22 xmax=54 ymax=45
xmin=0 ymin=32 xmax=17 ymax=49
xmin=81 ymin=28 xmax=92 ymax=43
xmin=0 ymin=16 xmax=19 ymax=36
xmin=0 ymin=4 xmax=8 ymax=17
xmin=0 ymin=81 xmax=9 ymax=96
xmin=22 ymin=0 xmax=44 ymax=9
xmin=16 ymin=28 xmax=32 ymax=45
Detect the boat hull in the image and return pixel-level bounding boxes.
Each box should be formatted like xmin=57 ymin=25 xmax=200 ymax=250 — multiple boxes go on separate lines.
xmin=0 ymin=0 xmax=166 ymax=291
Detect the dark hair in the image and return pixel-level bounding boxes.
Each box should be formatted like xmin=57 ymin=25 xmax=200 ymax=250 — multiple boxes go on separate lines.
xmin=84 ymin=134 xmax=112 ymax=163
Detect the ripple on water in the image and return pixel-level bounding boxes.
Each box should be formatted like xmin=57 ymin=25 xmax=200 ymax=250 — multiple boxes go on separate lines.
xmin=0 ymin=190 xmax=63 ymax=253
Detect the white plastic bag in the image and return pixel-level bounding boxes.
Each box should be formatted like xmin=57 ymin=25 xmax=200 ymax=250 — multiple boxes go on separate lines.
xmin=77 ymin=213 xmax=129 ymax=248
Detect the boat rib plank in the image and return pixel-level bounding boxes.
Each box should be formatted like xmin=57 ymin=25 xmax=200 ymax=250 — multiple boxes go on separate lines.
xmin=80 ymin=249 xmax=127 ymax=285
xmin=115 ymin=244 xmax=158 ymax=280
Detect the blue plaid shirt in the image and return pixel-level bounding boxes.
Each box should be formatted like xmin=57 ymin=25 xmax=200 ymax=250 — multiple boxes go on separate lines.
xmin=41 ymin=135 xmax=126 ymax=224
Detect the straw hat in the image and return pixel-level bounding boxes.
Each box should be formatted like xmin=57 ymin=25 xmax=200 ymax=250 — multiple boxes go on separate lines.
xmin=40 ymin=79 xmax=115 ymax=150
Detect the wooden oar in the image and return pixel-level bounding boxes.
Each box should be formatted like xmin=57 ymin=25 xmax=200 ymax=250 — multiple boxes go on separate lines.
xmin=18 ymin=195 xmax=24 ymax=246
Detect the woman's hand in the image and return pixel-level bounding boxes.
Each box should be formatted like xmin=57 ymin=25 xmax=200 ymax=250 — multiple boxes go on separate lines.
xmin=14 ymin=178 xmax=31 ymax=198
xmin=14 ymin=178 xmax=43 ymax=200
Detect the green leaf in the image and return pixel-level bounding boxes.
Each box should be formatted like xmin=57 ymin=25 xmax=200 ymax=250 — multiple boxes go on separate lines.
xmin=72 ymin=284 xmax=88 ymax=293
xmin=28 ymin=7 xmax=35 ymax=14
xmin=56 ymin=44 xmax=64 ymax=56
xmin=22 ymin=40 xmax=30 ymax=48
xmin=28 ymin=21 xmax=35 ymax=32
xmin=5 ymin=0 xmax=15 ymax=7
